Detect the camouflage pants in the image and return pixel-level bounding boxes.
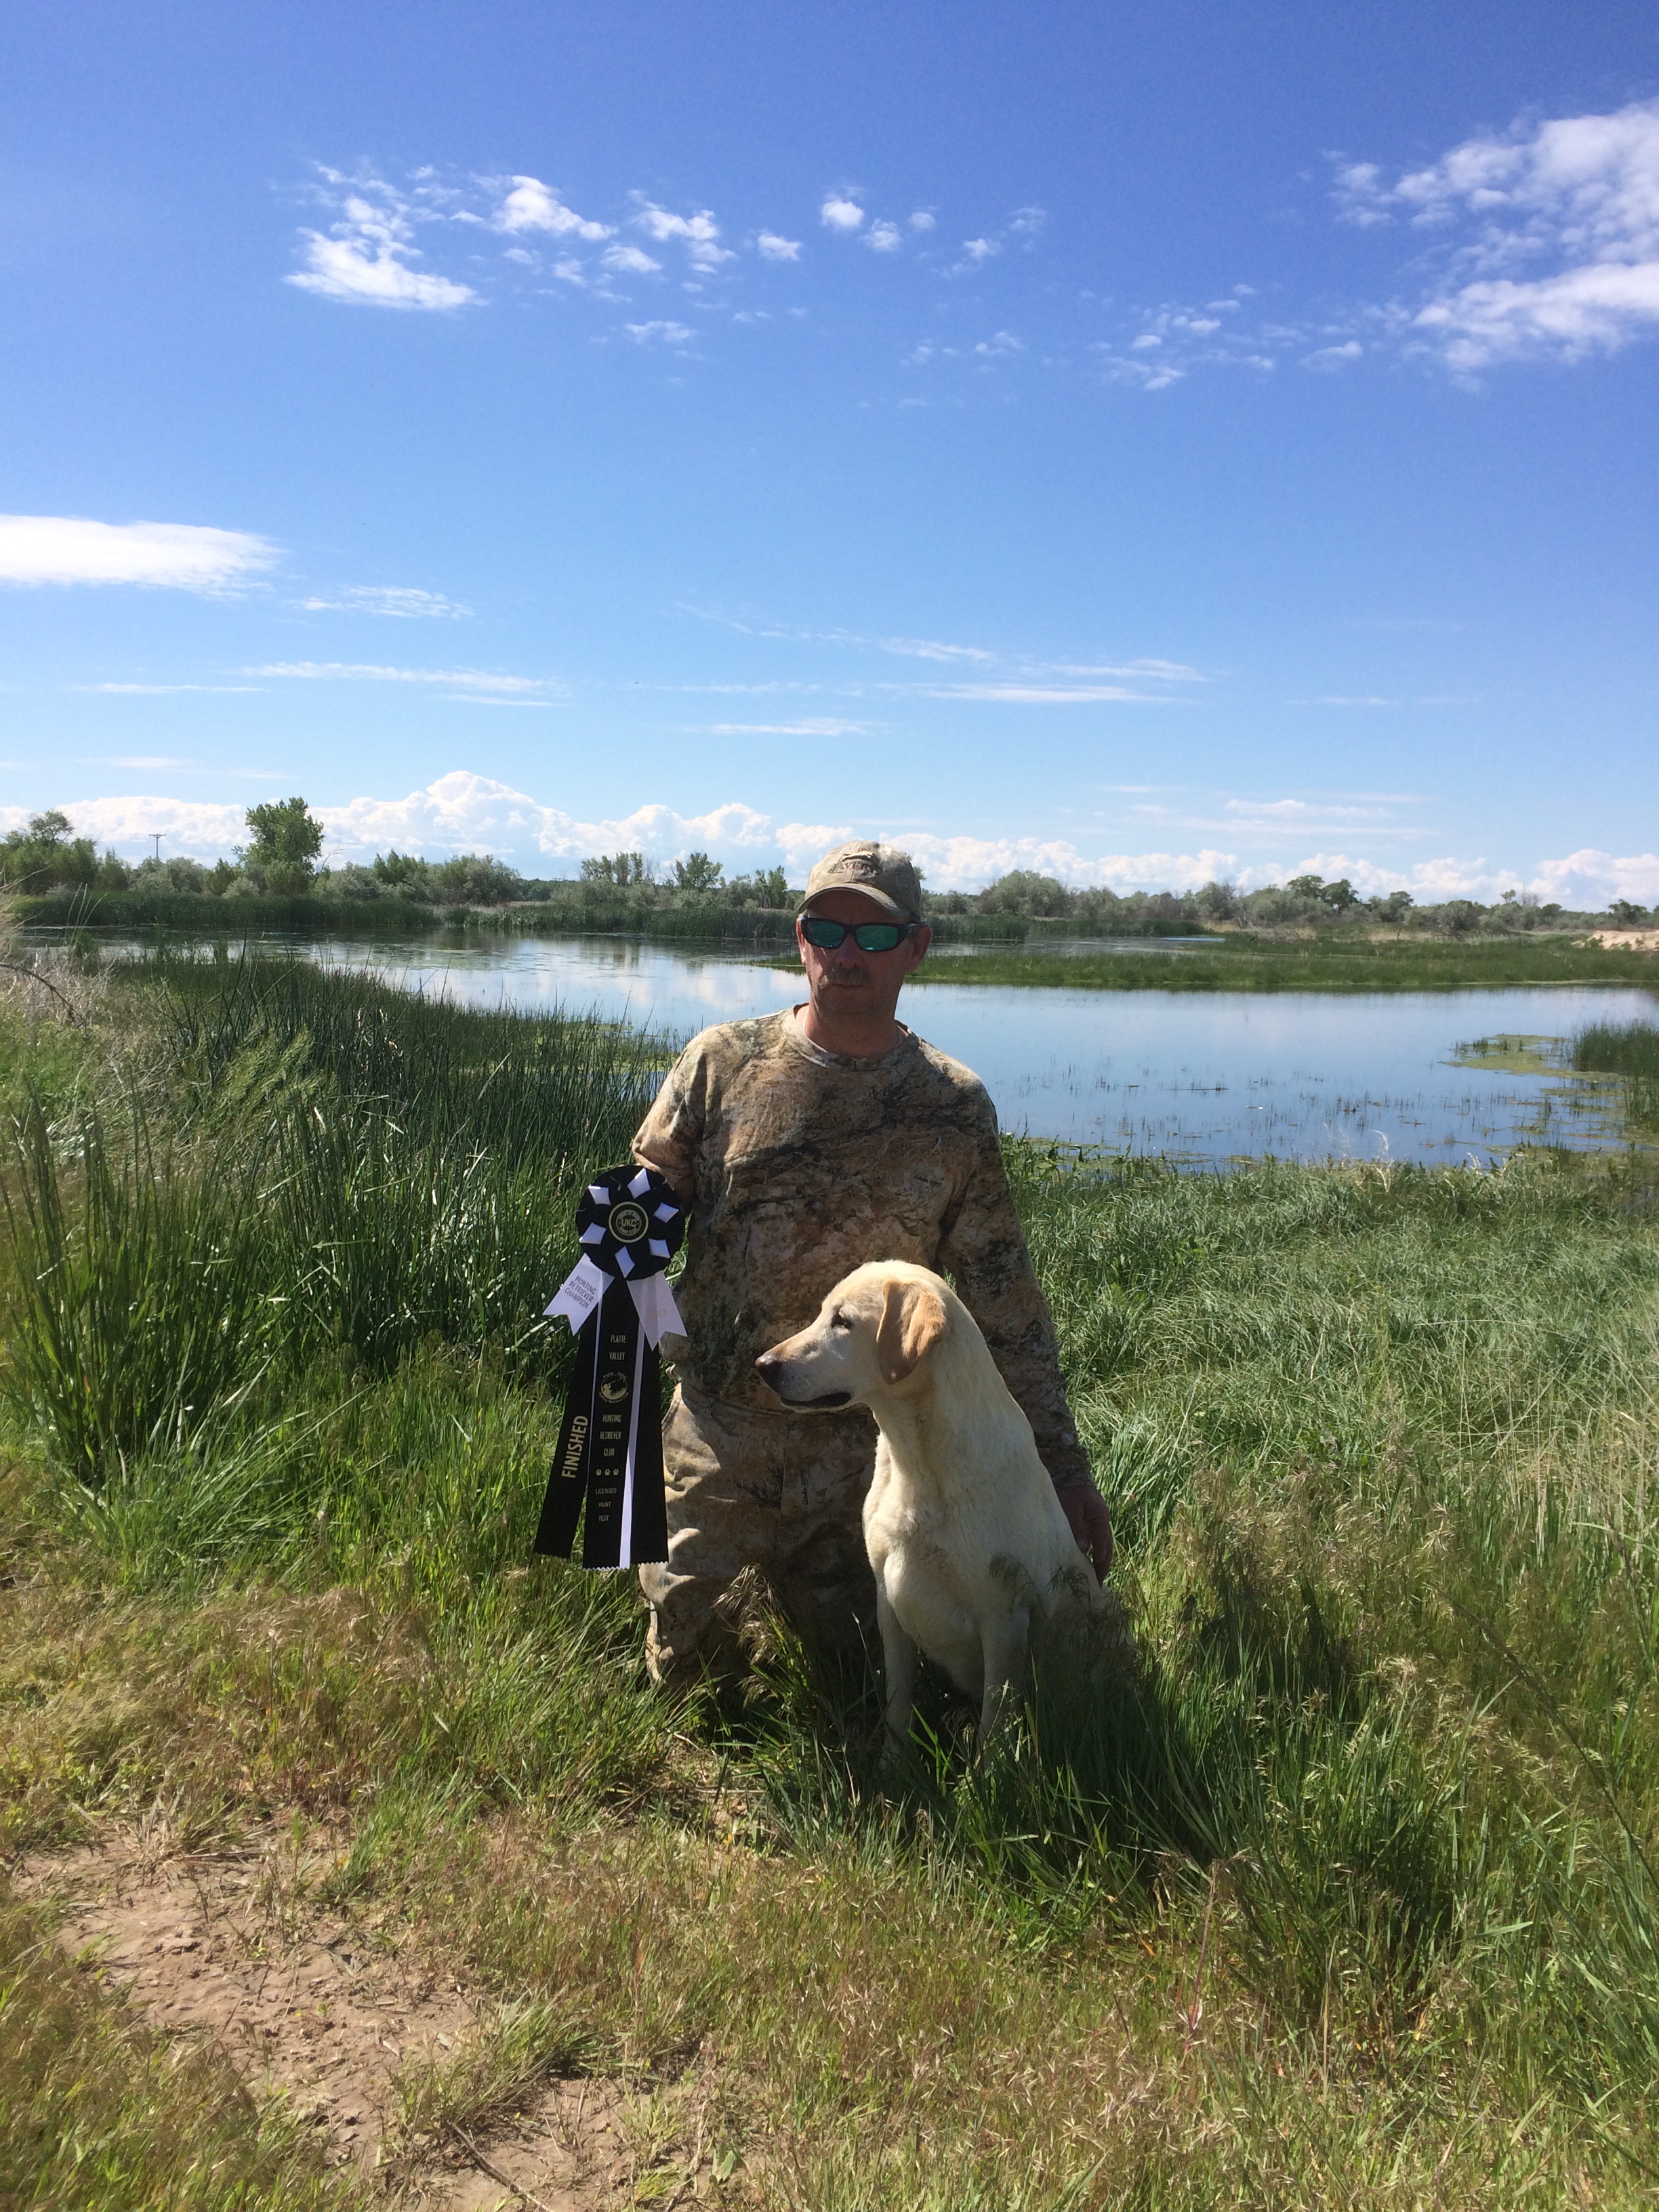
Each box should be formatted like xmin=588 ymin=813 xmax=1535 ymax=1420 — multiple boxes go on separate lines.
xmin=638 ymin=1385 xmax=879 ymax=1688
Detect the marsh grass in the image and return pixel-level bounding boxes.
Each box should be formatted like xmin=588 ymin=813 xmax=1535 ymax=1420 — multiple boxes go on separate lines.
xmin=3 ymin=964 xmax=1659 ymax=2204
xmin=1 ymin=957 xmax=660 ymax=1475
xmin=1576 ymin=1017 xmax=1659 ymax=1127
xmin=897 ymin=933 xmax=1659 ymax=992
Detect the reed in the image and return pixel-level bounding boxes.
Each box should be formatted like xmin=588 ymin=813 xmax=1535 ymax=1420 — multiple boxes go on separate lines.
xmin=1574 ymin=1017 xmax=1659 ymax=1126
xmin=1 ymin=957 xmax=661 ymax=1475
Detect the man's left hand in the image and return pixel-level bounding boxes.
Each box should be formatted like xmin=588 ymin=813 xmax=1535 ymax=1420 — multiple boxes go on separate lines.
xmin=1059 ymin=1485 xmax=1113 ymax=1580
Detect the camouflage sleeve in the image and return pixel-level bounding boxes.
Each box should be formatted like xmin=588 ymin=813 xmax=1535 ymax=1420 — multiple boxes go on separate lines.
xmin=630 ymin=1038 xmax=705 ymax=1201
xmin=937 ymin=1121 xmax=1095 ymax=1492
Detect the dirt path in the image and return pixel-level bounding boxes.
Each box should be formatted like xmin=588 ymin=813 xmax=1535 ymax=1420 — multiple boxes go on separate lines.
xmin=14 ymin=1822 xmax=668 ymax=2209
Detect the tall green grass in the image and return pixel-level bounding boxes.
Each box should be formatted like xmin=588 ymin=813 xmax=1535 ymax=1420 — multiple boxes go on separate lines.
xmin=1 ymin=958 xmax=659 ymax=1475
xmin=4 ymin=967 xmax=1659 ymax=2197
xmin=1575 ymin=1017 xmax=1659 ymax=1126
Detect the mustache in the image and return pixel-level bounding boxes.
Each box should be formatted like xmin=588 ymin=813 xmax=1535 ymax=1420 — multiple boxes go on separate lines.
xmin=821 ymin=965 xmax=873 ymax=987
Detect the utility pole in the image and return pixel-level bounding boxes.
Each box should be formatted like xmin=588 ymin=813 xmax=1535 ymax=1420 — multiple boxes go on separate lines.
xmin=152 ymin=833 xmax=163 ymax=861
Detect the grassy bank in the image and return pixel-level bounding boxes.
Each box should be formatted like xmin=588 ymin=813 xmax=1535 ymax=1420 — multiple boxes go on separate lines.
xmin=15 ymin=889 xmax=448 ymax=935
xmin=3 ymin=959 xmax=1659 ymax=2206
xmin=14 ymin=890 xmax=1033 ymax=946
xmin=903 ymin=930 xmax=1659 ymax=992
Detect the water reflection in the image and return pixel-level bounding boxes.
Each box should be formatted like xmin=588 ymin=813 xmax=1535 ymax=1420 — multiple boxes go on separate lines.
xmin=85 ymin=932 xmax=1659 ymax=1165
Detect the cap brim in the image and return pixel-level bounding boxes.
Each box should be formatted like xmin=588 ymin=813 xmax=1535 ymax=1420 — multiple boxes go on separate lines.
xmin=798 ymin=884 xmax=912 ymax=920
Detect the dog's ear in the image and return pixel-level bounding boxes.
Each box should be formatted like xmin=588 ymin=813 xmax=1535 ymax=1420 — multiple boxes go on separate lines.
xmin=876 ymin=1277 xmax=947 ymax=1384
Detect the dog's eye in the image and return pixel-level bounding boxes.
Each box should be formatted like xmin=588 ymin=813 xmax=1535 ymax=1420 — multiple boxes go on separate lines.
xmin=830 ymin=1311 xmax=853 ymax=1332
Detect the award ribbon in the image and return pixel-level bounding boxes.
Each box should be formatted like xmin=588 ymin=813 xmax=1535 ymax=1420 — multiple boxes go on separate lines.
xmin=533 ymin=1164 xmax=687 ymax=1570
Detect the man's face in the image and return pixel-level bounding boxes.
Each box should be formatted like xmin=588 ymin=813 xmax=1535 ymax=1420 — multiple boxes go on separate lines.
xmin=796 ymin=888 xmax=931 ymax=1027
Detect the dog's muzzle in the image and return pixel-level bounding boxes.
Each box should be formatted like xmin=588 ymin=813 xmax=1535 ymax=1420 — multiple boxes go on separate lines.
xmin=754 ymin=1353 xmax=852 ymax=1412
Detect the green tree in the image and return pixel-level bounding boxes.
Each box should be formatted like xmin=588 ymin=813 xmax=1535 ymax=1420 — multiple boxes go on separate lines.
xmin=431 ymin=853 xmax=526 ymax=905
xmin=373 ymin=848 xmax=434 ymax=894
xmin=726 ymin=865 xmax=790 ymax=908
xmin=581 ymin=851 xmax=652 ymax=886
xmin=979 ymin=870 xmax=1072 ymax=918
xmin=238 ymin=797 xmax=325 ymax=894
xmin=0 ymin=809 xmax=107 ymax=893
xmin=1193 ymin=879 xmax=1242 ymax=922
xmin=673 ymin=851 xmax=724 ymax=892
xmin=1369 ymin=890 xmax=1415 ymax=925
xmin=1441 ymin=898 xmax=1485 ymax=935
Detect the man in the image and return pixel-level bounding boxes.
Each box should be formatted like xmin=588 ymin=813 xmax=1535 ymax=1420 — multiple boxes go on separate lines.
xmin=632 ymin=838 xmax=1113 ymax=1687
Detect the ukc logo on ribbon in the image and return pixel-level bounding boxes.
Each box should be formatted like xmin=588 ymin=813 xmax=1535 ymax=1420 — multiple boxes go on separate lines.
xmin=533 ymin=1165 xmax=686 ymax=1570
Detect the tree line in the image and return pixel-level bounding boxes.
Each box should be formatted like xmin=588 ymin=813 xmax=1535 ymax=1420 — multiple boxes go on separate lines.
xmin=1 ymin=803 xmax=1645 ymax=933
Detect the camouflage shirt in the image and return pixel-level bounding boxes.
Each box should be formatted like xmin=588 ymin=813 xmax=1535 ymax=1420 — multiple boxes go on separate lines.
xmin=631 ymin=1009 xmax=1091 ymax=1488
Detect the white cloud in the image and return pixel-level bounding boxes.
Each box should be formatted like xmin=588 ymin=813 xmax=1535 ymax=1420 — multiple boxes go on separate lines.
xmin=247 ymin=661 xmax=547 ymax=693
xmin=1338 ymin=98 xmax=1659 ymax=371
xmin=821 ymin=195 xmax=865 ymax=232
xmin=447 ymin=695 xmax=554 ymax=709
xmin=312 ymin=773 xmax=851 ymax=874
xmin=915 ymin=838 xmax=1244 ymax=890
xmin=630 ymin=199 xmax=735 ymax=268
xmin=1224 ymin=798 xmax=1385 ymax=821
xmin=920 ymin=682 xmax=1177 ymax=704
xmin=287 ymin=178 xmax=476 ymax=310
xmin=492 ymin=176 xmax=611 ymax=241
xmin=909 ymin=211 xmax=936 ymax=232
xmin=296 ymin=585 xmax=468 ymax=618
xmin=756 ymin=230 xmax=801 ymax=260
xmin=624 ymin=320 xmax=696 ymax=346
xmin=0 ymin=515 xmax=276 ymax=591
xmin=874 ymin=634 xmax=997 ymax=664
xmin=973 ymin=330 xmax=1023 ymax=356
xmin=1049 ymin=659 xmax=1206 ymax=681
xmin=1303 ymin=339 xmax=1364 ymax=370
xmin=1099 ymin=300 xmax=1279 ymax=390
xmin=865 ymin=220 xmax=903 ymax=253
xmin=1530 ymin=847 xmax=1659 ymax=907
xmin=676 ymin=605 xmax=1206 ymax=686
xmin=1416 ymin=262 xmax=1659 ymax=371
xmin=602 ymin=242 xmax=663 ymax=276
xmin=961 ymin=237 xmax=998 ymax=262
xmin=697 ymin=719 xmax=871 ymax=737
xmin=22 ymin=795 xmax=251 ymax=855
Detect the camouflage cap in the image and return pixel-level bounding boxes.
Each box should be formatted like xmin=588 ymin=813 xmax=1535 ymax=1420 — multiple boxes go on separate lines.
xmin=798 ymin=839 xmax=923 ymax=922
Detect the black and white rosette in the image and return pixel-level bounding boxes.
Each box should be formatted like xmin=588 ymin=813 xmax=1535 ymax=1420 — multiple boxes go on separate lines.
xmin=533 ymin=1166 xmax=687 ymax=1570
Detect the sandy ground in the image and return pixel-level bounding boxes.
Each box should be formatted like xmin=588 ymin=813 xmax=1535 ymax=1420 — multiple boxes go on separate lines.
xmin=16 ymin=1822 xmax=715 ymax=2210
xmin=1583 ymin=930 xmax=1659 ymax=952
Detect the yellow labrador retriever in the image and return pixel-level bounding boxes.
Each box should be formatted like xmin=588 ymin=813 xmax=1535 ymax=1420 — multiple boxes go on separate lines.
xmin=755 ymin=1261 xmax=1106 ymax=1751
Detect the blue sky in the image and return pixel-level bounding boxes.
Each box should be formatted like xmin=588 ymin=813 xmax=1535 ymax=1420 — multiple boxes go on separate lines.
xmin=3 ymin=1 xmax=1657 ymax=899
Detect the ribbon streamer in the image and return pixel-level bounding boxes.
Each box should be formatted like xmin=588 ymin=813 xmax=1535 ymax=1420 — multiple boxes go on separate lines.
xmin=533 ymin=1164 xmax=687 ymax=1570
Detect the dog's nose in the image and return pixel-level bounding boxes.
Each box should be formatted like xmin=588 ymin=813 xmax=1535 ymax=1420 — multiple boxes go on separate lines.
xmin=754 ymin=1352 xmax=783 ymax=1391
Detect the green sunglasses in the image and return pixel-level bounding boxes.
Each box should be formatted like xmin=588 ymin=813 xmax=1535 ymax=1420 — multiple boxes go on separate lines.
xmin=800 ymin=915 xmax=920 ymax=953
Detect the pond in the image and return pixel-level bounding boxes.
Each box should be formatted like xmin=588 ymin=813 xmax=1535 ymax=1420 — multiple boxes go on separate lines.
xmin=92 ymin=931 xmax=1659 ymax=1166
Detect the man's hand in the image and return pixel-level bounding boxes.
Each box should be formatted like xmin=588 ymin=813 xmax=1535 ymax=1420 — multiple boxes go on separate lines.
xmin=1059 ymin=1484 xmax=1113 ymax=1580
